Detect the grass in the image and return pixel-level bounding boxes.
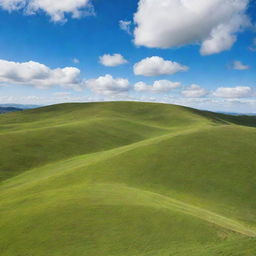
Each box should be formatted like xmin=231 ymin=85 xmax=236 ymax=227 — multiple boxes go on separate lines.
xmin=0 ymin=101 xmax=256 ymax=256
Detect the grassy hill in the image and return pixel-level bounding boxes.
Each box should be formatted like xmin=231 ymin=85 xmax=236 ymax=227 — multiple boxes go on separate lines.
xmin=0 ymin=102 xmax=256 ymax=256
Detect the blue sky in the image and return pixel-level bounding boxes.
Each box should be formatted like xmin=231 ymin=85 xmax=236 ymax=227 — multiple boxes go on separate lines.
xmin=0 ymin=0 xmax=255 ymax=113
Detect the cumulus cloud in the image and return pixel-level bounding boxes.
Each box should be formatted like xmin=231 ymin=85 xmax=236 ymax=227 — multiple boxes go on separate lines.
xmin=85 ymin=74 xmax=130 ymax=96
xmin=134 ymin=80 xmax=181 ymax=93
xmin=119 ymin=20 xmax=132 ymax=34
xmin=213 ymin=86 xmax=254 ymax=98
xmin=182 ymin=84 xmax=208 ymax=98
xmin=134 ymin=0 xmax=250 ymax=55
xmin=0 ymin=59 xmax=83 ymax=90
xmin=0 ymin=0 xmax=94 ymax=22
xmin=99 ymin=54 xmax=128 ymax=67
xmin=134 ymin=56 xmax=188 ymax=76
xmin=232 ymin=60 xmax=250 ymax=70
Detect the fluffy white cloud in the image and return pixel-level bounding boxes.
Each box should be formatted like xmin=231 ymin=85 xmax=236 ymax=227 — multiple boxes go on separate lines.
xmin=119 ymin=20 xmax=132 ymax=34
xmin=0 ymin=59 xmax=83 ymax=90
xmin=134 ymin=56 xmax=188 ymax=76
xmin=99 ymin=54 xmax=128 ymax=67
xmin=86 ymin=74 xmax=130 ymax=96
xmin=134 ymin=80 xmax=181 ymax=93
xmin=213 ymin=86 xmax=254 ymax=98
xmin=0 ymin=0 xmax=93 ymax=22
xmin=232 ymin=60 xmax=250 ymax=70
xmin=182 ymin=84 xmax=208 ymax=98
xmin=134 ymin=0 xmax=250 ymax=55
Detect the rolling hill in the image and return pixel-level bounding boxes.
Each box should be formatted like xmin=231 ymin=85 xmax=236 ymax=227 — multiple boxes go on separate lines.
xmin=0 ymin=102 xmax=256 ymax=256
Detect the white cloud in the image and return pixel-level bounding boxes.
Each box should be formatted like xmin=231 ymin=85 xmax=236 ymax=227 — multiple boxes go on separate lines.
xmin=99 ymin=54 xmax=128 ymax=67
xmin=135 ymin=80 xmax=181 ymax=93
xmin=86 ymin=74 xmax=130 ymax=96
xmin=134 ymin=56 xmax=188 ymax=77
xmin=0 ymin=0 xmax=24 ymax=11
xmin=119 ymin=20 xmax=132 ymax=34
xmin=134 ymin=0 xmax=250 ymax=55
xmin=213 ymin=86 xmax=254 ymax=98
xmin=0 ymin=0 xmax=94 ymax=22
xmin=232 ymin=60 xmax=250 ymax=70
xmin=182 ymin=84 xmax=208 ymax=98
xmin=0 ymin=59 xmax=83 ymax=90
xmin=73 ymin=58 xmax=80 ymax=64
xmin=0 ymin=94 xmax=104 ymax=105
xmin=53 ymin=92 xmax=71 ymax=97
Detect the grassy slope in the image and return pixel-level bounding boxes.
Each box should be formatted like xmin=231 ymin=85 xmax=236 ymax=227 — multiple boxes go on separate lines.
xmin=0 ymin=102 xmax=256 ymax=256
xmin=0 ymin=102 xmax=204 ymax=181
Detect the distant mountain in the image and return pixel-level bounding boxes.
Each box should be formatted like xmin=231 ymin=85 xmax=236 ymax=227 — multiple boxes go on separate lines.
xmin=0 ymin=104 xmax=41 ymax=109
xmin=217 ymin=111 xmax=256 ymax=116
xmin=0 ymin=107 xmax=22 ymax=114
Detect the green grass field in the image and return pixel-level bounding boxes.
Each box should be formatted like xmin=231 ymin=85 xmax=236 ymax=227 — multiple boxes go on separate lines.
xmin=0 ymin=101 xmax=256 ymax=256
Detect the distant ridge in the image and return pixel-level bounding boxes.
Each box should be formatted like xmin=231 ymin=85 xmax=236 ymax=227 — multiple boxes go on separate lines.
xmin=0 ymin=107 xmax=22 ymax=114
xmin=0 ymin=103 xmax=41 ymax=109
xmin=217 ymin=111 xmax=256 ymax=116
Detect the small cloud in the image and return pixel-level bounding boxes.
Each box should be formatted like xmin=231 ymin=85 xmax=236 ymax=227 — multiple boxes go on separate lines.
xmin=119 ymin=20 xmax=132 ymax=34
xmin=134 ymin=56 xmax=188 ymax=77
xmin=182 ymin=84 xmax=208 ymax=98
xmin=85 ymin=74 xmax=130 ymax=96
xmin=99 ymin=54 xmax=128 ymax=67
xmin=73 ymin=58 xmax=80 ymax=64
xmin=232 ymin=60 xmax=250 ymax=70
xmin=134 ymin=80 xmax=181 ymax=93
xmin=213 ymin=86 xmax=254 ymax=98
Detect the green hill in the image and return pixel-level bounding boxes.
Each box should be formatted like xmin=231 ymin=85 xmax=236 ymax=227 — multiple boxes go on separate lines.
xmin=0 ymin=102 xmax=256 ymax=256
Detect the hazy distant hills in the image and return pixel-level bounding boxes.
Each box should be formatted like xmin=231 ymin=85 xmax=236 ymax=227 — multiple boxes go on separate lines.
xmin=0 ymin=104 xmax=40 ymax=109
xmin=0 ymin=102 xmax=255 ymax=256
xmin=217 ymin=111 xmax=256 ymax=116
xmin=0 ymin=104 xmax=40 ymax=114
xmin=0 ymin=107 xmax=22 ymax=114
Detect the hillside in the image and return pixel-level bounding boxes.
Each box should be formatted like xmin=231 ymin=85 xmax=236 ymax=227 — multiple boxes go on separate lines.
xmin=0 ymin=102 xmax=256 ymax=256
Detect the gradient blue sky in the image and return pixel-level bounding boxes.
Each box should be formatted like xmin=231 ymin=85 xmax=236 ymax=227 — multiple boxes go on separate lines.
xmin=0 ymin=0 xmax=255 ymax=113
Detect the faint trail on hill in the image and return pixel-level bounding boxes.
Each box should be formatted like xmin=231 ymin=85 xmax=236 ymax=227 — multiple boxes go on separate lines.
xmin=135 ymin=187 xmax=256 ymax=238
